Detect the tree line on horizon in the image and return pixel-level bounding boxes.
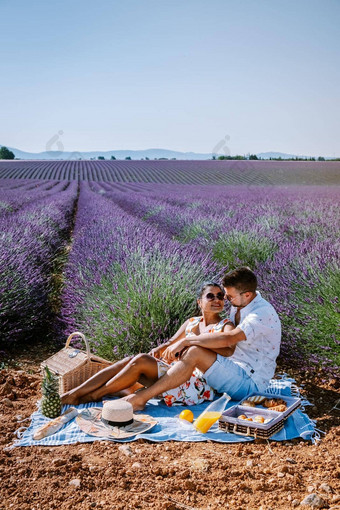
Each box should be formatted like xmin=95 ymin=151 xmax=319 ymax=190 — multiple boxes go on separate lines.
xmin=0 ymin=145 xmax=339 ymax=162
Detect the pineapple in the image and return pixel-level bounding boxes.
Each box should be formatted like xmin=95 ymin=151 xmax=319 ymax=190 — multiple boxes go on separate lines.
xmin=40 ymin=367 xmax=61 ymax=418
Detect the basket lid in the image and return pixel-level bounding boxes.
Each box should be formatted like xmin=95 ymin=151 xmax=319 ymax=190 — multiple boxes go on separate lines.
xmin=41 ymin=347 xmax=88 ymax=376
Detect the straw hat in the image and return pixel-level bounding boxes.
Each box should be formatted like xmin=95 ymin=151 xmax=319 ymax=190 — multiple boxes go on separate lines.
xmin=76 ymin=400 xmax=157 ymax=439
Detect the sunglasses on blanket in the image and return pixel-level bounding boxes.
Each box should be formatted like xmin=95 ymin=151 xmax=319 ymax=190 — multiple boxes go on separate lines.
xmin=204 ymin=292 xmax=225 ymax=301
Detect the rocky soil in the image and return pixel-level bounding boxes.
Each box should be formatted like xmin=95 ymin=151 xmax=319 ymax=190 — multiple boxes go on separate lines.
xmin=0 ymin=342 xmax=339 ymax=510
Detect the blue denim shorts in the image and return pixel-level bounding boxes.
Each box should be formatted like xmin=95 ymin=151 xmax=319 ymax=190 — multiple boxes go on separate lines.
xmin=204 ymin=355 xmax=258 ymax=401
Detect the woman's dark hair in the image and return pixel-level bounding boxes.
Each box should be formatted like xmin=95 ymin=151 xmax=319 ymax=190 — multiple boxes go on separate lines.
xmin=196 ymin=281 xmax=224 ymax=300
xmin=222 ymin=266 xmax=257 ymax=293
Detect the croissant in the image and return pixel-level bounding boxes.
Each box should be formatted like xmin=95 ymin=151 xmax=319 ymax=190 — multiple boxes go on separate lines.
xmin=253 ymin=415 xmax=265 ymax=423
xmin=269 ymin=404 xmax=287 ymax=412
xmin=241 ymin=400 xmax=256 ymax=407
xmin=263 ymin=398 xmax=286 ymax=408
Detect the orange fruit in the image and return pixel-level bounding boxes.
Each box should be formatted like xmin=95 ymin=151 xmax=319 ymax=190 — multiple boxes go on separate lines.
xmin=179 ymin=409 xmax=194 ymax=423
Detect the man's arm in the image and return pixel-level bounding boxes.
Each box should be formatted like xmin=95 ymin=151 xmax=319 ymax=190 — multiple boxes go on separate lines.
xmin=211 ymin=345 xmax=236 ymax=357
xmin=201 ymin=323 xmax=237 ymax=357
xmin=186 ymin=327 xmax=246 ymax=348
xmin=162 ymin=328 xmax=246 ymax=362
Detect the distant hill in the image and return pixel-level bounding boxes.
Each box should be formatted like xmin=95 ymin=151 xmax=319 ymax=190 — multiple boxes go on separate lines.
xmin=1 ymin=146 xmax=213 ymax=161
xmin=0 ymin=145 xmax=334 ymax=161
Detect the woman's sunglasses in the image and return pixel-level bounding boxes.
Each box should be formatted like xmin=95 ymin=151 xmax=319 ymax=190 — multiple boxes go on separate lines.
xmin=204 ymin=292 xmax=225 ymax=301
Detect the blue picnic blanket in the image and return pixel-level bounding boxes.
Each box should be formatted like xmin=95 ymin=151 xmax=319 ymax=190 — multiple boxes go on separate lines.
xmin=11 ymin=376 xmax=317 ymax=447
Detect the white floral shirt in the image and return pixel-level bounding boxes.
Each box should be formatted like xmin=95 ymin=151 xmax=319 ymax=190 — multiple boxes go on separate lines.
xmin=229 ymin=291 xmax=281 ymax=392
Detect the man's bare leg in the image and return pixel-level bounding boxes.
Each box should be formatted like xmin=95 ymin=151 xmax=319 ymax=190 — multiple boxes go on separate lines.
xmin=124 ymin=347 xmax=217 ymax=411
xmin=77 ymin=354 xmax=159 ymax=404
xmin=61 ymin=356 xmax=134 ymax=405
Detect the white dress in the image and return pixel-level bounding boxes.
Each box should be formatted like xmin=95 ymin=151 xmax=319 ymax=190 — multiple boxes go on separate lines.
xmin=157 ymin=316 xmax=232 ymax=407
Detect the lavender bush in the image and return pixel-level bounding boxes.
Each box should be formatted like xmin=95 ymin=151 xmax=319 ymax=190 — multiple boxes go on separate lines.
xmin=60 ymin=182 xmax=222 ymax=359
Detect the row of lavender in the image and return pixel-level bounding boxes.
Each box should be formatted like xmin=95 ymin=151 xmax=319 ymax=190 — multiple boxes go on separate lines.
xmin=0 ymin=180 xmax=70 ymax=218
xmin=61 ymin=182 xmax=339 ymax=376
xmin=0 ymin=181 xmax=78 ymax=343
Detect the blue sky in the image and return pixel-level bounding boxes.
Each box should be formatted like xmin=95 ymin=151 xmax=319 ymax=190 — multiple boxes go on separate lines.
xmin=1 ymin=0 xmax=339 ymax=156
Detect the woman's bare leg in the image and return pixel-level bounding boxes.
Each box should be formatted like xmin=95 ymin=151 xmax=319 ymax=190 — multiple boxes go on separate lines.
xmin=80 ymin=354 xmax=159 ymax=403
xmin=61 ymin=356 xmax=134 ymax=405
xmin=124 ymin=346 xmax=217 ymax=411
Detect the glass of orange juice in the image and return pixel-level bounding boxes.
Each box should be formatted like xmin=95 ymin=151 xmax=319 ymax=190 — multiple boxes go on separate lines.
xmin=193 ymin=412 xmax=222 ymax=433
xmin=193 ymin=393 xmax=230 ymax=434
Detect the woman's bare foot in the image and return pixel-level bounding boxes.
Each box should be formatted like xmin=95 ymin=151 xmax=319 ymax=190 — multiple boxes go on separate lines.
xmin=122 ymin=394 xmax=146 ymax=411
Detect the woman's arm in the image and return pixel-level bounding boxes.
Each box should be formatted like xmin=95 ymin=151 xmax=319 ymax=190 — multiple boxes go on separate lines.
xmin=201 ymin=323 xmax=236 ymax=357
xmin=149 ymin=319 xmax=190 ymax=358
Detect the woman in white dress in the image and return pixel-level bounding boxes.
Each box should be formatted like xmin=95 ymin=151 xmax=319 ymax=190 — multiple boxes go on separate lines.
xmin=61 ymin=281 xmax=235 ymax=407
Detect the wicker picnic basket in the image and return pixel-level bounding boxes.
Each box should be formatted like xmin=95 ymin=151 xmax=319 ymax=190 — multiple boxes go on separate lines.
xmin=218 ymin=393 xmax=301 ymax=439
xmin=40 ymin=332 xmax=112 ymax=394
xmin=219 ymin=415 xmax=286 ymax=439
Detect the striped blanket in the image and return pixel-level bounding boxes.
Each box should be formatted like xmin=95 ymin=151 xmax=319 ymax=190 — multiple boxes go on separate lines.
xmin=10 ymin=375 xmax=317 ymax=447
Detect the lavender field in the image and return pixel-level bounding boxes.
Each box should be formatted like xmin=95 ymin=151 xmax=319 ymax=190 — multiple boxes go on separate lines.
xmin=1 ymin=174 xmax=339 ymax=381
xmin=1 ymin=159 xmax=340 ymax=185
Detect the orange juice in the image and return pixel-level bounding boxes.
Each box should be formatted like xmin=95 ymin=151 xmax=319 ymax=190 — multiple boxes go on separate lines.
xmin=193 ymin=411 xmax=222 ymax=433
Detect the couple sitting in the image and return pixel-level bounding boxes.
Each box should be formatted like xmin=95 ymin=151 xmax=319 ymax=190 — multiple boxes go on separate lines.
xmin=62 ymin=267 xmax=281 ymax=411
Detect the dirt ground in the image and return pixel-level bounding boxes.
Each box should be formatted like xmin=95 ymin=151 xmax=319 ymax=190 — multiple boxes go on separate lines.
xmin=0 ymin=342 xmax=339 ymax=510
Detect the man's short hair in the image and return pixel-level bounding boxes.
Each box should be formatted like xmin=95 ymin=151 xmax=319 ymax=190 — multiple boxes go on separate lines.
xmin=222 ymin=266 xmax=257 ymax=293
